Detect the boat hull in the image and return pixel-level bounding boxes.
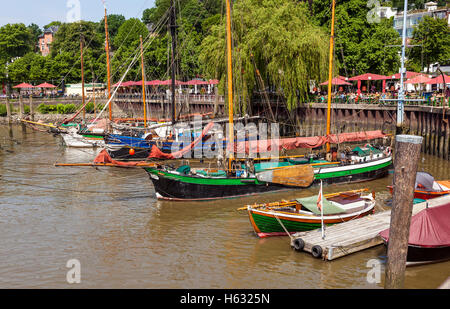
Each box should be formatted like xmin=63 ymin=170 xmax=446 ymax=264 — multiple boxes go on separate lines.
xmin=144 ymin=156 xmax=392 ymax=201
xmin=406 ymin=245 xmax=450 ymax=266
xmin=145 ymin=169 xmax=286 ymax=201
xmin=388 ymin=185 xmax=450 ymax=200
xmin=61 ymin=132 xmax=105 ymax=148
xmin=247 ymin=206 xmax=375 ymax=237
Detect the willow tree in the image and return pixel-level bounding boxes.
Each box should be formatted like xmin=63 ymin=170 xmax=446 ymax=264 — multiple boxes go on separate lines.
xmin=199 ymin=0 xmax=330 ymax=113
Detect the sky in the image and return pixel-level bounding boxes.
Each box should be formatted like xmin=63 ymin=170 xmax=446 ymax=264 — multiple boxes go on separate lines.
xmin=0 ymin=0 xmax=156 ymax=28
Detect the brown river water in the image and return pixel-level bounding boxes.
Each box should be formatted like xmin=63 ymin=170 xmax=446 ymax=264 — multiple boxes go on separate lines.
xmin=0 ymin=123 xmax=449 ymax=289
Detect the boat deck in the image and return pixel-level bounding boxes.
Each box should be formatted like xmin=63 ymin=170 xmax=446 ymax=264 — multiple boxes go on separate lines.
xmin=290 ymin=195 xmax=450 ymax=261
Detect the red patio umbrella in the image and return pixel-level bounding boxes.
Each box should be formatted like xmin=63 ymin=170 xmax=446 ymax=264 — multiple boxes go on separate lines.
xmin=390 ymin=71 xmax=421 ymax=80
xmin=320 ymin=77 xmax=351 ymax=86
xmin=405 ymin=74 xmax=432 ymax=84
xmin=209 ymin=79 xmax=219 ymax=85
xmin=36 ymin=82 xmax=57 ymax=88
xmin=146 ymin=80 xmax=162 ymax=86
xmin=348 ymin=73 xmax=389 ymax=81
xmin=113 ymin=81 xmax=138 ymax=87
xmin=13 ymin=82 xmax=34 ymax=88
xmin=185 ymin=79 xmax=209 ymax=85
xmin=425 ymin=74 xmax=450 ymax=85
xmin=159 ymin=79 xmax=187 ymax=85
xmin=349 ymin=73 xmax=389 ymax=94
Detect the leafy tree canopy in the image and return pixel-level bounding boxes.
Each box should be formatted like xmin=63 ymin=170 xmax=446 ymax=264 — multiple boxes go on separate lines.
xmin=200 ymin=0 xmax=330 ymax=111
xmin=312 ymin=0 xmax=401 ymax=77
xmin=0 ymin=23 xmax=33 ymax=64
xmin=409 ymin=16 xmax=450 ymax=72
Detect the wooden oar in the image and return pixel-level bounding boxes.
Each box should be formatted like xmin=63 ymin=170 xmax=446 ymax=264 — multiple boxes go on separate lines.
xmin=256 ymin=164 xmax=314 ymax=188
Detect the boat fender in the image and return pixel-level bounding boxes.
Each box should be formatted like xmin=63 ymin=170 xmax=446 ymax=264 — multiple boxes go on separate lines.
xmin=293 ymin=239 xmax=305 ymax=251
xmin=311 ymin=245 xmax=323 ymax=259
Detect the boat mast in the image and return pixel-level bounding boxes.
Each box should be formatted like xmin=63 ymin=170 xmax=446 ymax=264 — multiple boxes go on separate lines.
xmin=325 ymin=0 xmax=336 ymax=153
xmin=140 ymin=35 xmax=147 ymax=127
xmin=80 ymin=35 xmax=85 ymax=121
xmin=397 ymin=0 xmax=408 ymax=133
xmin=169 ymin=0 xmax=177 ymax=125
xmin=104 ymin=8 xmax=112 ymax=121
xmin=226 ymin=0 xmax=234 ymax=171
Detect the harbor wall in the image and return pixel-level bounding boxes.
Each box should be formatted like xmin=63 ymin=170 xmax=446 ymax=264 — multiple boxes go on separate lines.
xmin=2 ymin=97 xmax=449 ymax=160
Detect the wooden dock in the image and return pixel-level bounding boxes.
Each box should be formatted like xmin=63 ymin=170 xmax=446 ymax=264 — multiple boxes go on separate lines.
xmin=290 ymin=195 xmax=450 ymax=261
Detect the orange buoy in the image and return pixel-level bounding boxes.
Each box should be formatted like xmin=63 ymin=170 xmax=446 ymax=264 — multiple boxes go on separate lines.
xmin=129 ymin=148 xmax=135 ymax=155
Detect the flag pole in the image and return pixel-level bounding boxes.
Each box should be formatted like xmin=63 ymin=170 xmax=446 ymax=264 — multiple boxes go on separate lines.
xmin=320 ymin=180 xmax=325 ymax=239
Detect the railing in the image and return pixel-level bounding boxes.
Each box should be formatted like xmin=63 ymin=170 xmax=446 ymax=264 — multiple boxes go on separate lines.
xmin=113 ymin=93 xmax=225 ymax=104
xmin=309 ymin=94 xmax=450 ymax=107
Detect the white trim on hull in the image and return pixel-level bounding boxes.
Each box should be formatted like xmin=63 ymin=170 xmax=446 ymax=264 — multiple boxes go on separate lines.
xmin=61 ymin=132 xmax=105 ymax=148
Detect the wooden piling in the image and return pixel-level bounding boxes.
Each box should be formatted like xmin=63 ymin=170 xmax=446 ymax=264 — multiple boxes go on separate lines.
xmin=29 ymin=95 xmax=34 ymax=121
xmin=384 ymin=134 xmax=423 ymax=289
xmin=19 ymin=95 xmax=24 ymax=118
xmin=5 ymin=96 xmax=11 ymax=120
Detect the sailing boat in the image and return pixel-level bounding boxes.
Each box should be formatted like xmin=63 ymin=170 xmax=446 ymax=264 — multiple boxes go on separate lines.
xmin=143 ymin=0 xmax=392 ymax=201
xmin=60 ymin=33 xmax=107 ymax=148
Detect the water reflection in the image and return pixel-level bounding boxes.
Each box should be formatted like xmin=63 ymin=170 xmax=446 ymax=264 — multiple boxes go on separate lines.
xmin=0 ymin=123 xmax=448 ymax=288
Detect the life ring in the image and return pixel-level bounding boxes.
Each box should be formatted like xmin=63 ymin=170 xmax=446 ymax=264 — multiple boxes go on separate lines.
xmin=311 ymin=245 xmax=323 ymax=258
xmin=293 ymin=239 xmax=305 ymax=251
xmin=384 ymin=146 xmax=392 ymax=156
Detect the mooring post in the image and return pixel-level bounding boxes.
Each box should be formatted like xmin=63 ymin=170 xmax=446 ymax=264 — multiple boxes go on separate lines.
xmin=29 ymin=95 xmax=34 ymax=121
xmin=19 ymin=94 xmax=24 ymax=118
xmin=384 ymin=134 xmax=423 ymax=289
xmin=5 ymin=96 xmax=11 ymax=120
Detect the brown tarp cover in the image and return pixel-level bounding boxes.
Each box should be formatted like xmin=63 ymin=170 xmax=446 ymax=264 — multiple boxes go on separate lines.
xmin=379 ymin=203 xmax=450 ymax=248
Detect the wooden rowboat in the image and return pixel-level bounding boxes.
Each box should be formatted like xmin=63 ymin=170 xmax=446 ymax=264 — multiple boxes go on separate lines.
xmin=387 ymin=172 xmax=450 ymax=200
xmin=244 ymin=189 xmax=376 ymax=238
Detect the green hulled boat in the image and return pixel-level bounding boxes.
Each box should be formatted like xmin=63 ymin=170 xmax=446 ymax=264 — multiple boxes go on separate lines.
xmin=245 ymin=189 xmax=376 ymax=238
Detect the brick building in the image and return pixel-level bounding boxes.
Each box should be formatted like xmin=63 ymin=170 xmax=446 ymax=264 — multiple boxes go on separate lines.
xmin=37 ymin=26 xmax=59 ymax=56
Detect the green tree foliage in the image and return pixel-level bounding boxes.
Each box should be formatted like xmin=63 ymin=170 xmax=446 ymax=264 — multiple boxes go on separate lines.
xmin=0 ymin=23 xmax=33 ymax=64
xmin=311 ymin=0 xmax=401 ymax=77
xmin=7 ymin=52 xmax=38 ymax=82
xmin=389 ymin=0 xmax=448 ymax=10
xmin=142 ymin=0 xmax=222 ymax=34
xmin=408 ymin=16 xmax=450 ymax=73
xmin=49 ymin=21 xmax=105 ymax=83
xmin=200 ymin=0 xmax=329 ymax=111
xmin=43 ymin=21 xmax=62 ymax=29
xmin=50 ymin=21 xmax=103 ymax=58
xmin=111 ymin=18 xmax=149 ymax=81
xmin=98 ymin=14 xmax=126 ymax=49
xmin=27 ymin=23 xmax=42 ymax=51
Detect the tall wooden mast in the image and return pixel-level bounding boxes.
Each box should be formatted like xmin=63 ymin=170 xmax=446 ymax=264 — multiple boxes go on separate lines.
xmin=104 ymin=8 xmax=112 ymax=121
xmin=226 ymin=0 xmax=234 ymax=171
xmin=80 ymin=36 xmax=85 ymax=121
xmin=140 ymin=35 xmax=147 ymax=127
xmin=169 ymin=0 xmax=177 ymax=125
xmin=325 ymin=0 xmax=336 ymax=153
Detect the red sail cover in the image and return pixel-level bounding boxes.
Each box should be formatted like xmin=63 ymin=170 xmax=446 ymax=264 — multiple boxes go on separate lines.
xmin=232 ymin=130 xmax=387 ymax=154
xmin=379 ymin=203 xmax=450 ymax=248
xmin=93 ymin=149 xmax=149 ymax=166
